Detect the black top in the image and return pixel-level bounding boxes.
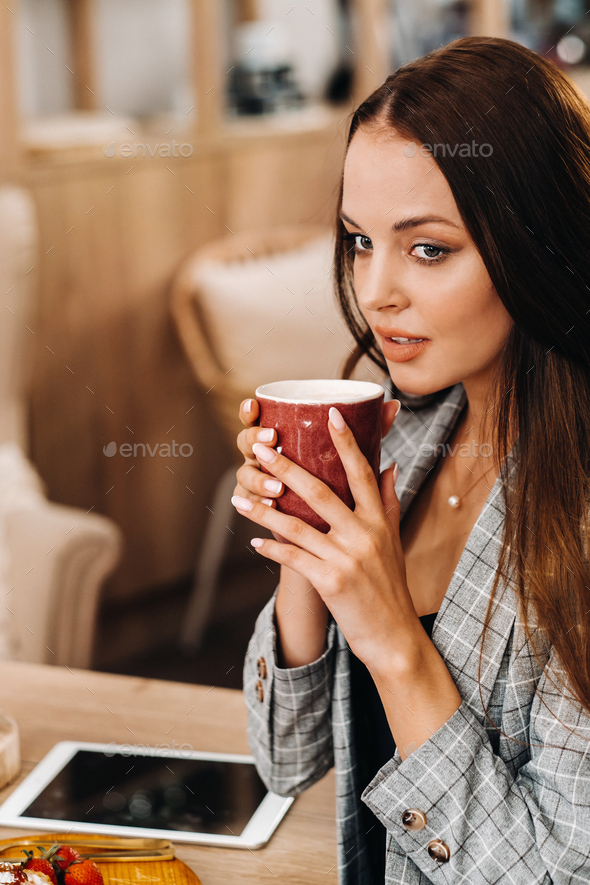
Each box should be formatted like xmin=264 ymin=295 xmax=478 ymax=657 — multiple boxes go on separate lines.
xmin=349 ymin=611 xmax=439 ymax=883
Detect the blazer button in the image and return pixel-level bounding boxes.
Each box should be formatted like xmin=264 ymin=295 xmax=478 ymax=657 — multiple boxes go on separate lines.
xmin=257 ymin=656 xmax=267 ymax=679
xmin=427 ymin=839 xmax=451 ymax=863
xmin=401 ymin=809 xmax=427 ymax=831
xmin=255 ymin=680 xmax=264 ymax=702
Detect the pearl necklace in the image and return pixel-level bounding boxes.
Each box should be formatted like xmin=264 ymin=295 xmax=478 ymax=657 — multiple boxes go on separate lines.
xmin=447 ymin=464 xmax=496 ymax=509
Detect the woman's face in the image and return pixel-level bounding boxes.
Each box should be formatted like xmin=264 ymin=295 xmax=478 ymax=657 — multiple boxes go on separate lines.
xmin=341 ymin=125 xmax=513 ymax=398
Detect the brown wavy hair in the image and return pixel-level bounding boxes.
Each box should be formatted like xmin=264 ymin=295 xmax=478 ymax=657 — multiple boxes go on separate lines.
xmin=335 ymin=36 xmax=590 ymax=736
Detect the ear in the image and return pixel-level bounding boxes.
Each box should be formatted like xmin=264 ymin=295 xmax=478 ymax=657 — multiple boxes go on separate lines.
xmin=380 ymin=463 xmax=400 ymax=530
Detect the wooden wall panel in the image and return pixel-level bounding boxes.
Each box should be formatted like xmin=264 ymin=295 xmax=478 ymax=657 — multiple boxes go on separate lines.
xmin=226 ymin=131 xmax=346 ymax=232
xmin=0 ymin=6 xmax=19 ymax=183
xmin=68 ymin=0 xmax=96 ymax=110
xmin=25 ymin=124 xmax=346 ymax=602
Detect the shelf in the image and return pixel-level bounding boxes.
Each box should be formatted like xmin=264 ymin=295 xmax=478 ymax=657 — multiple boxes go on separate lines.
xmin=221 ymin=101 xmax=348 ymax=137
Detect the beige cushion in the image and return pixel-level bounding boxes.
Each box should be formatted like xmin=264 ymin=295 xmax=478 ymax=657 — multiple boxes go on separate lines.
xmin=194 ymin=233 xmax=356 ymax=393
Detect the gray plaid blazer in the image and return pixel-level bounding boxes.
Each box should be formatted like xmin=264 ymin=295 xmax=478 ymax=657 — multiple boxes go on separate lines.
xmin=243 ymin=381 xmax=590 ymax=884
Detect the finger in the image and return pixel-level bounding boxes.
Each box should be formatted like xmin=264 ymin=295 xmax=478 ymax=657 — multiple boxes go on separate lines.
xmin=250 ymin=442 xmax=356 ymax=534
xmin=381 ymin=398 xmax=401 ymax=438
xmin=380 ymin=463 xmax=401 ymax=529
xmin=236 ymin=463 xmax=284 ymax=499
xmin=233 ymin=481 xmax=277 ymax=507
xmin=239 ymin=397 xmax=259 ymax=428
xmin=248 ymin=535 xmax=325 ymax=585
xmin=230 ymin=493 xmax=334 ymax=560
xmin=237 ymin=425 xmax=277 ymax=459
xmin=326 ymin=407 xmax=382 ymax=515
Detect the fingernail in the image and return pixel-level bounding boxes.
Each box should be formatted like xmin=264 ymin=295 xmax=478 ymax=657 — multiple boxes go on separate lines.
xmin=329 ymin=407 xmax=346 ymax=432
xmin=251 ymin=538 xmax=264 ymax=548
xmin=261 ymin=498 xmax=274 ymax=506
xmin=231 ymin=495 xmax=253 ymax=511
xmin=257 ymin=428 xmax=274 ymax=442
xmin=244 ymin=399 xmax=254 ymax=413
xmin=263 ymin=479 xmax=282 ymax=494
xmin=393 ymin=463 xmax=399 ymax=484
xmin=253 ymin=442 xmax=277 ymax=463
xmin=393 ymin=399 xmax=402 ymax=418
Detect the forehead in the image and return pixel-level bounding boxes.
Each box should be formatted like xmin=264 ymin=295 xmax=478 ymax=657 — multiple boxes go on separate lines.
xmin=342 ymin=126 xmax=460 ymax=222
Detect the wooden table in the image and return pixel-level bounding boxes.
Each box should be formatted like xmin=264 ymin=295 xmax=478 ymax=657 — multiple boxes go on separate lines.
xmin=0 ymin=663 xmax=338 ymax=884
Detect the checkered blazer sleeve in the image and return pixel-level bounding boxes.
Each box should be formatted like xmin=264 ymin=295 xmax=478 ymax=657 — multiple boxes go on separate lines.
xmin=243 ymin=586 xmax=337 ymax=797
xmin=362 ymin=642 xmax=590 ymax=884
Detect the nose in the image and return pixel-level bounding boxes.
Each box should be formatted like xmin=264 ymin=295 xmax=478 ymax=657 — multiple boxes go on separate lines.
xmin=356 ymin=249 xmax=411 ymax=313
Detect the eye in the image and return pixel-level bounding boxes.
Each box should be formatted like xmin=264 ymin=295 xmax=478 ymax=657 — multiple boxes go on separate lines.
xmin=413 ymin=243 xmax=448 ymax=264
xmin=343 ymin=233 xmax=373 ymax=254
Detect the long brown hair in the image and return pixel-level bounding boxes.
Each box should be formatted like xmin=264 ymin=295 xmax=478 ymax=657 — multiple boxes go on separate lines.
xmin=335 ymin=36 xmax=590 ymax=733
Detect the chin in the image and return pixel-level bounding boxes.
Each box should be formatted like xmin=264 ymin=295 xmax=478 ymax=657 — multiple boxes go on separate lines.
xmin=385 ymin=364 xmax=459 ymax=398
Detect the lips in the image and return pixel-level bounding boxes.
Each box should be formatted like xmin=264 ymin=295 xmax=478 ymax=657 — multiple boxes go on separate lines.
xmin=374 ymin=327 xmax=431 ymax=363
xmin=374 ymin=326 xmax=428 ymax=342
xmin=389 ymin=336 xmax=425 ymax=344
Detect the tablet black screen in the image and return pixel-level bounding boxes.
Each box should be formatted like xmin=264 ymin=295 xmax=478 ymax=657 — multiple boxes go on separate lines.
xmin=22 ymin=750 xmax=268 ymax=836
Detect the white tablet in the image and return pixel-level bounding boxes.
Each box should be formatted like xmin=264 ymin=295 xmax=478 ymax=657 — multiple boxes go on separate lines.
xmin=0 ymin=741 xmax=293 ymax=849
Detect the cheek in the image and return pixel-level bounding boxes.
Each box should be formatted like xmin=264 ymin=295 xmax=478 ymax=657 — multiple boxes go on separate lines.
xmin=431 ymin=282 xmax=512 ymax=362
xmin=352 ymin=258 xmax=367 ymax=292
xmin=352 ymin=260 xmax=372 ymax=317
xmin=423 ymin=261 xmax=512 ymax=365
xmin=429 ymin=262 xmax=506 ymax=331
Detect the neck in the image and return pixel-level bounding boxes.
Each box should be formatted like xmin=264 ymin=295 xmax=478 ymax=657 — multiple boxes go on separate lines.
xmin=461 ymin=348 xmax=513 ymax=442
xmin=442 ymin=367 xmax=500 ymax=489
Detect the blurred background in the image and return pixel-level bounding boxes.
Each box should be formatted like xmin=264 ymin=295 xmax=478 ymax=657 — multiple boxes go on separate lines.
xmin=0 ymin=0 xmax=588 ymax=688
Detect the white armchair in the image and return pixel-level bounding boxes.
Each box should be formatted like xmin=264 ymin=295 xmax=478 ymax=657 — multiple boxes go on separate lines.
xmin=0 ymin=185 xmax=122 ymax=668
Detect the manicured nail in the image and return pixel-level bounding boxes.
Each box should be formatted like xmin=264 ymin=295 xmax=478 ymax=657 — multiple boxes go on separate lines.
xmin=392 ymin=463 xmax=399 ymax=484
xmin=251 ymin=538 xmax=264 ymax=548
xmin=329 ymin=407 xmax=346 ymax=432
xmin=263 ymin=479 xmax=282 ymax=494
xmin=244 ymin=399 xmax=254 ymax=413
xmin=393 ymin=399 xmax=402 ymax=418
xmin=257 ymin=428 xmax=274 ymax=442
xmin=261 ymin=498 xmax=274 ymax=506
xmin=253 ymin=442 xmax=277 ymax=463
xmin=231 ymin=495 xmax=253 ymax=511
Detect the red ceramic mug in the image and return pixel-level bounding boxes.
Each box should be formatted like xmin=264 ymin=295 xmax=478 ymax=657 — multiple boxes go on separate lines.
xmin=255 ymin=379 xmax=384 ymax=539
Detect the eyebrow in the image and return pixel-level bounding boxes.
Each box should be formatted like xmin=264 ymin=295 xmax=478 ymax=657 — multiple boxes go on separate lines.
xmin=339 ymin=211 xmax=461 ymax=233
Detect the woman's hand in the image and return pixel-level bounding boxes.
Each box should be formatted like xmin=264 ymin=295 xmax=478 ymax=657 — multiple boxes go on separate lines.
xmin=233 ymin=395 xmax=399 ymax=511
xmin=234 ymin=398 xmax=284 ymax=508
xmin=231 ymin=398 xmax=424 ymax=677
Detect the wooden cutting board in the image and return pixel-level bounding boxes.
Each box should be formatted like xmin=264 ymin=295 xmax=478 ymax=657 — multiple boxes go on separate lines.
xmin=0 ymin=834 xmax=202 ymax=885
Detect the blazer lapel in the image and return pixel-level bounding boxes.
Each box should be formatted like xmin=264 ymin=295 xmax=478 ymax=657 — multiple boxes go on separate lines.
xmin=432 ymin=457 xmax=518 ymax=722
xmin=380 ymin=383 xmax=467 ymax=520
xmin=380 ymin=382 xmax=518 ymax=723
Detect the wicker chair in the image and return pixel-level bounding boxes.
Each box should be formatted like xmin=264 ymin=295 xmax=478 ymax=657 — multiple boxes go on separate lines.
xmin=171 ymin=223 xmax=357 ymax=648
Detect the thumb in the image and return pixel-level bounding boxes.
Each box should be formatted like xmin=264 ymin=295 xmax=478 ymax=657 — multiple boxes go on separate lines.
xmin=380 ymin=462 xmax=400 ymax=529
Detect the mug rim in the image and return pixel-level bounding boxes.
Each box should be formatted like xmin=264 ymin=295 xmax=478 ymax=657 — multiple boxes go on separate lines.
xmin=255 ymin=379 xmax=384 ymax=405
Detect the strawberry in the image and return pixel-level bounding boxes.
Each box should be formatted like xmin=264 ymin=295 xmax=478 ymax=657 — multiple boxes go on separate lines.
xmin=63 ymin=861 xmax=103 ymax=885
xmin=43 ymin=847 xmax=80 ymax=873
xmin=21 ymin=851 xmax=58 ymax=885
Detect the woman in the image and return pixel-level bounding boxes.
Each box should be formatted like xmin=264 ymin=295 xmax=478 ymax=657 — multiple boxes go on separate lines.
xmin=232 ymin=36 xmax=590 ymax=883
